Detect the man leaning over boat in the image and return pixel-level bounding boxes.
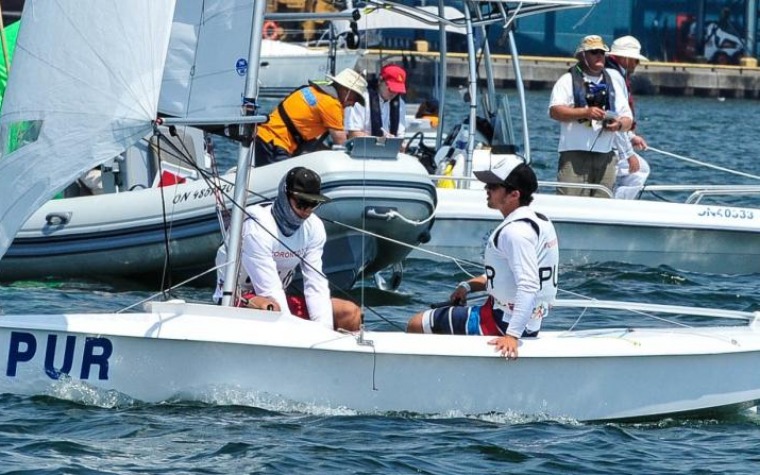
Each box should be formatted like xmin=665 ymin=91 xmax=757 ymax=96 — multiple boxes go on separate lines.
xmin=214 ymin=166 xmax=361 ymax=332
xmin=406 ymin=158 xmax=559 ymax=360
xmin=253 ymin=68 xmax=368 ymax=166
xmin=549 ymin=35 xmax=633 ymax=198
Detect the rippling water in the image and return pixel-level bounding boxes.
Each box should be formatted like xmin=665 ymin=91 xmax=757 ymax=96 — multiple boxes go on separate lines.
xmin=1 ymin=91 xmax=760 ymax=473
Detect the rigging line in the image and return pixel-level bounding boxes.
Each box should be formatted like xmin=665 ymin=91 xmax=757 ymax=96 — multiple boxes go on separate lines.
xmin=164 ymin=162 xmax=368 ymax=309
xmin=647 ymin=146 xmax=760 ymax=182
xmin=115 ymin=261 xmax=230 ymax=314
xmin=143 ymin=151 xmax=417 ymax=326
xmin=557 ymin=287 xmax=700 ymax=330
xmin=151 ymin=126 xmax=217 ymax=294
xmin=324 ymin=217 xmax=483 ymax=269
xmin=154 ymin=128 xmax=174 ymax=297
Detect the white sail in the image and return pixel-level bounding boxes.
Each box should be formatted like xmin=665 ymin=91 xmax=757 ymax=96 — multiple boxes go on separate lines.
xmin=160 ymin=0 xmax=256 ymax=120
xmin=0 ymin=0 xmax=176 ymax=259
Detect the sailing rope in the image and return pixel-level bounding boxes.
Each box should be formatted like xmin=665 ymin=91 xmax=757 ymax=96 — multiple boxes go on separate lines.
xmin=648 ymin=146 xmax=760 ymax=181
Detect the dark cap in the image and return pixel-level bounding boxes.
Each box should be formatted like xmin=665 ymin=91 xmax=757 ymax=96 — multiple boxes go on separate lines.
xmin=503 ymin=164 xmax=538 ymax=197
xmin=285 ymin=167 xmax=331 ymax=203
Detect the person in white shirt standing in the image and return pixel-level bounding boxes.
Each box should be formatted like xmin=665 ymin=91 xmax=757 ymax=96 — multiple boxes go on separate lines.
xmin=345 ymin=64 xmax=407 ymax=139
xmin=214 ymin=166 xmax=361 ymax=332
xmin=406 ymin=156 xmax=559 ymax=360
xmin=549 ymin=35 xmax=633 ymax=197
xmin=606 ymin=35 xmax=651 ymax=199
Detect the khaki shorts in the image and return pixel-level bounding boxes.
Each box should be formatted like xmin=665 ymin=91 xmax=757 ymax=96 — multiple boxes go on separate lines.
xmin=557 ymin=150 xmax=616 ymax=198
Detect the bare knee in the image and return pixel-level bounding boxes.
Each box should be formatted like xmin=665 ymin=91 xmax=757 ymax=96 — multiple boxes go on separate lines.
xmin=406 ymin=313 xmax=424 ymax=333
xmin=332 ymin=298 xmax=361 ymax=332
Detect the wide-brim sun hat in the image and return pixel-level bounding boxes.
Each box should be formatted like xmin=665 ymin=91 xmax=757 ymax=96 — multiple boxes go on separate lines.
xmin=574 ymin=35 xmax=609 ymax=55
xmin=327 ymin=68 xmax=368 ymax=106
xmin=609 ymin=35 xmax=649 ymax=61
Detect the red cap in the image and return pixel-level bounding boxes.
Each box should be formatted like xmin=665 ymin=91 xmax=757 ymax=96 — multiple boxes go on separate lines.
xmin=380 ymin=64 xmax=407 ymax=94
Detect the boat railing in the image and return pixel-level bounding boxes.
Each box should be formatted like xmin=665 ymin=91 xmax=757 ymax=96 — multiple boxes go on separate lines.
xmin=556 ymin=298 xmax=760 ymax=324
xmin=428 ymin=173 xmax=760 ymax=204
xmin=429 ymin=174 xmax=615 ymax=198
xmin=640 ymin=184 xmax=760 ymax=205
xmin=537 ymin=181 xmax=614 ymax=198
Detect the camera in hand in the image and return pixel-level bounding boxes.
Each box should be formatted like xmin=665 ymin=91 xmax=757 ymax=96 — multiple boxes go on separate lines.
xmin=602 ymin=110 xmax=618 ymax=128
xmin=584 ymin=81 xmax=609 ymax=108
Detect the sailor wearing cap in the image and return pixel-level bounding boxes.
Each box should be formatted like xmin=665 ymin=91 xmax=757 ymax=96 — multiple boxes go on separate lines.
xmin=407 ymin=156 xmax=559 ymax=360
xmin=214 ymin=166 xmax=361 ymax=332
xmin=346 ymin=64 xmax=408 ymax=139
xmin=255 ymin=68 xmax=368 ymax=166
xmin=549 ymin=35 xmax=634 ymax=197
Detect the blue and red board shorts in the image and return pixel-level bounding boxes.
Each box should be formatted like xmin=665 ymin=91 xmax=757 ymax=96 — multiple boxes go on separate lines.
xmin=421 ymin=296 xmax=538 ymax=337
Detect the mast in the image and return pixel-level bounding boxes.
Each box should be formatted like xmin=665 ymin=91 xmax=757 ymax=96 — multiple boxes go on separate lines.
xmin=220 ymin=3 xmax=266 ymax=307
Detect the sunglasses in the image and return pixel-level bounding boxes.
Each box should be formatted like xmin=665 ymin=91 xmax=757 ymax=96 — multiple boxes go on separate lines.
xmin=291 ymin=195 xmax=322 ymax=210
xmin=586 ymin=49 xmax=606 ymax=56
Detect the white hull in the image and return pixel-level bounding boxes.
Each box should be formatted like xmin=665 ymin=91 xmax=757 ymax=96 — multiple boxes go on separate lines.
xmin=258 ymin=39 xmax=361 ymax=94
xmin=2 ymin=152 xmax=435 ymax=287
xmin=2 ymin=300 xmax=760 ymax=421
xmin=420 ymin=187 xmax=760 ymax=274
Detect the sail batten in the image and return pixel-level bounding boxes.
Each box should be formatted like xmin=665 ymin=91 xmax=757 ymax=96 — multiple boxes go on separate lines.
xmin=0 ymin=0 xmax=177 ymax=259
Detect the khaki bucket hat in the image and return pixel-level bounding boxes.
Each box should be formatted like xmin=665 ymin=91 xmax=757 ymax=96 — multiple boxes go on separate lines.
xmin=326 ymin=68 xmax=368 ymax=105
xmin=574 ymin=35 xmax=609 ymax=55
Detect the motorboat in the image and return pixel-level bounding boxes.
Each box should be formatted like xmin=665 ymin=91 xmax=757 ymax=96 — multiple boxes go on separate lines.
xmin=3 ymin=0 xmax=760 ymax=423
xmin=0 ymin=2 xmax=434 ymax=289
xmin=383 ymin=2 xmax=760 ymax=274
xmin=1 ymin=139 xmax=436 ymax=289
xmin=257 ymin=39 xmax=362 ymax=96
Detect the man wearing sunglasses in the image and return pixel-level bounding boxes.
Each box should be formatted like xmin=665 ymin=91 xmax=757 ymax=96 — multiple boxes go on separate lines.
xmin=406 ymin=156 xmax=559 ymax=360
xmin=549 ymin=35 xmax=633 ymax=197
xmin=214 ymin=166 xmax=361 ymax=332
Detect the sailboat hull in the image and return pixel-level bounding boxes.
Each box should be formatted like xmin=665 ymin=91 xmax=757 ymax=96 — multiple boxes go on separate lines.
xmin=2 ymin=153 xmax=436 ymax=288
xmin=2 ymin=301 xmax=760 ymax=421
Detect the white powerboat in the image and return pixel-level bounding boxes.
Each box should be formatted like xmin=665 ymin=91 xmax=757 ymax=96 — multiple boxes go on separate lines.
xmin=386 ymin=2 xmax=760 ymax=274
xmin=258 ymin=38 xmax=362 ymax=96
xmin=3 ymin=0 xmax=760 ymax=423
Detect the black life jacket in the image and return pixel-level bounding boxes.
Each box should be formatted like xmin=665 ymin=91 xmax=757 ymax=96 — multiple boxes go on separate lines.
xmin=368 ymin=87 xmax=400 ymax=137
xmin=570 ymin=64 xmax=617 ymax=112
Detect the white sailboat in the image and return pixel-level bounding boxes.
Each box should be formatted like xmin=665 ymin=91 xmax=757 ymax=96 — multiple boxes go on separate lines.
xmin=0 ymin=1 xmax=434 ymax=288
xmin=3 ymin=0 xmax=760 ymax=422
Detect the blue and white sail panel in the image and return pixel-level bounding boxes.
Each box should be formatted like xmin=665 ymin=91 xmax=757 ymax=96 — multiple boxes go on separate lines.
xmin=0 ymin=0 xmax=176 ymax=259
xmin=160 ymin=0 xmax=256 ymax=120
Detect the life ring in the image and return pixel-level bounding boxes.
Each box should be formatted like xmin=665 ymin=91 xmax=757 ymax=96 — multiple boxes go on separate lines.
xmin=262 ymin=21 xmax=279 ymax=40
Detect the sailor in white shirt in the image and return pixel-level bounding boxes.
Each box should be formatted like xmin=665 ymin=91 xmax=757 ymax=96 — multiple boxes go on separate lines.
xmin=406 ymin=155 xmax=559 ymax=359
xmin=214 ymin=167 xmax=361 ymax=332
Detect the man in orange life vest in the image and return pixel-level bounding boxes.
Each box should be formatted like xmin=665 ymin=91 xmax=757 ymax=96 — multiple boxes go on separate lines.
xmin=254 ymin=68 xmax=368 ymax=167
